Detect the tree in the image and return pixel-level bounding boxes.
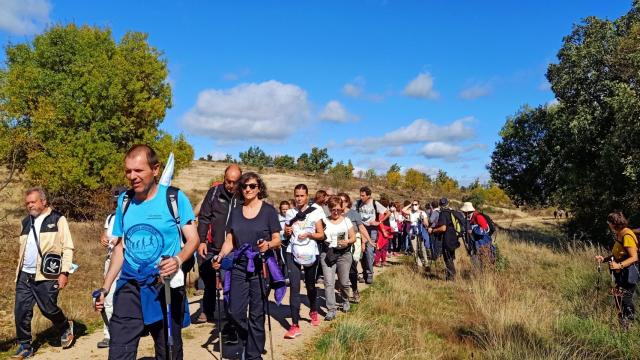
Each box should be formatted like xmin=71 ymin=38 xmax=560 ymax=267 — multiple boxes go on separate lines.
xmin=206 ymin=154 xmax=213 ymax=161
xmin=273 ymin=155 xmax=296 ymax=170
xmin=490 ymin=3 xmax=640 ymax=241
xmin=297 ymin=147 xmax=333 ymax=173
xmin=224 ymin=154 xmax=235 ymax=163
xmin=0 ymin=24 xmax=192 ymax=218
xmin=239 ymin=146 xmax=272 ymax=168
xmin=386 ymin=164 xmax=402 ymax=189
xmin=403 ymin=168 xmax=427 ymax=192
xmin=364 ymin=168 xmax=377 ymax=182
xmin=327 ymin=161 xmax=353 ymax=190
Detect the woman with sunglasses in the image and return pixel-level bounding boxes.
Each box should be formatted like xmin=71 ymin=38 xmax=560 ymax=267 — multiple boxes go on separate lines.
xmin=402 ymin=200 xmax=428 ymax=254
xmin=214 ymin=172 xmax=281 ymax=359
xmin=320 ymin=196 xmax=356 ymax=320
xmin=338 ymin=192 xmax=370 ymax=304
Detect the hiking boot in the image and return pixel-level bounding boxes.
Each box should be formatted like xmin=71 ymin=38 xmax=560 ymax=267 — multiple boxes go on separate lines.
xmin=97 ymin=338 xmax=110 ymax=348
xmin=324 ymin=311 xmax=337 ymax=321
xmin=11 ymin=343 xmax=33 ymax=359
xmin=310 ymin=311 xmax=320 ymax=326
xmin=350 ymin=290 xmax=361 ymax=304
xmin=61 ymin=321 xmax=74 ymax=349
xmin=222 ymin=330 xmax=239 ymax=345
xmin=357 ymin=275 xmax=365 ymax=283
xmin=365 ymin=277 xmax=373 ymax=285
xmin=342 ymin=301 xmax=351 ymax=312
xmin=284 ymin=324 xmax=302 ymax=339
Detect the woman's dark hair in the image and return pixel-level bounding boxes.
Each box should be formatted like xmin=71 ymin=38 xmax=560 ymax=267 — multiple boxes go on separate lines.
xmin=279 ymin=200 xmax=290 ymax=208
xmin=379 ymin=198 xmax=389 ymax=207
xmin=607 ymin=211 xmax=629 ymax=231
xmin=327 ymin=196 xmax=343 ymax=210
xmin=431 ymin=200 xmax=438 ymax=208
xmin=403 ymin=200 xmax=411 ymax=207
xmin=294 ymin=183 xmax=308 ymax=194
xmin=337 ymin=192 xmax=351 ymax=208
xmin=238 ymin=172 xmax=268 ymax=199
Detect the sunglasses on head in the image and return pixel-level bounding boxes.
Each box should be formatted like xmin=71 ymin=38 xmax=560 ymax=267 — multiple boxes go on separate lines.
xmin=240 ymin=183 xmax=259 ymax=190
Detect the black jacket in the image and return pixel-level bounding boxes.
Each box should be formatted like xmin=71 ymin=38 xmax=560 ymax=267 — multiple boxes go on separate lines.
xmin=197 ymin=184 xmax=242 ymax=251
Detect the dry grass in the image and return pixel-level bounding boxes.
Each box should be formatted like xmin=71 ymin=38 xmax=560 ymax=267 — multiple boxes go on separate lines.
xmin=300 ymin=223 xmax=640 ymax=360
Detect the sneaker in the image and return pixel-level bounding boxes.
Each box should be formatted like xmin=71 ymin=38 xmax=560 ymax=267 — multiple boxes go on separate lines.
xmin=357 ymin=275 xmax=365 ymax=283
xmin=284 ymin=324 xmax=302 ymax=339
xmin=96 ymin=338 xmax=110 ymax=349
xmin=310 ymin=311 xmax=320 ymax=326
xmin=365 ymin=277 xmax=373 ymax=285
xmin=324 ymin=311 xmax=337 ymax=321
xmin=342 ymin=301 xmax=351 ymax=312
xmin=61 ymin=321 xmax=74 ymax=349
xmin=11 ymin=343 xmax=33 ymax=359
xmin=350 ymin=290 xmax=361 ymax=304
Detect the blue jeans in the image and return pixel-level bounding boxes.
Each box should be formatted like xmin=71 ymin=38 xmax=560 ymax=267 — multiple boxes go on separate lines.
xmin=404 ymin=226 xmax=417 ymax=252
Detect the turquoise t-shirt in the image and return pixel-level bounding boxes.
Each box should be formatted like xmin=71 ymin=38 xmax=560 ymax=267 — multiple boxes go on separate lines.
xmin=112 ymin=184 xmax=195 ymax=273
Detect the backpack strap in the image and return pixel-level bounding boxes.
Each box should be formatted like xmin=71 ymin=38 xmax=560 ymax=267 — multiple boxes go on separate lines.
xmin=120 ymin=189 xmax=135 ymax=229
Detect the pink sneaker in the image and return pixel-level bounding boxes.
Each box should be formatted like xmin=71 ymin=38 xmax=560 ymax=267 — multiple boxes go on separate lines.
xmin=310 ymin=311 xmax=320 ymax=326
xmin=284 ymin=324 xmax=301 ymax=339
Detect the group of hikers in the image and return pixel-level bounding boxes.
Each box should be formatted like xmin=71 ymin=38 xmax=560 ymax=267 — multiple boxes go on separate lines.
xmin=28 ymin=143 xmax=640 ymax=360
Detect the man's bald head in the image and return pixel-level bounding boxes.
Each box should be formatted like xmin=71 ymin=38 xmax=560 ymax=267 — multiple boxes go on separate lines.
xmin=224 ymin=164 xmax=242 ymax=193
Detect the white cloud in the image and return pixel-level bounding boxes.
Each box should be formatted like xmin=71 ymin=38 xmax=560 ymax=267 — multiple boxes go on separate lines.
xmin=546 ymin=98 xmax=559 ymax=107
xmin=386 ymin=146 xmax=406 ymax=157
xmin=358 ymin=158 xmax=392 ymax=174
xmin=222 ymin=68 xmax=250 ymax=81
xmin=538 ymin=80 xmax=551 ymax=91
xmin=207 ymin=151 xmax=227 ymax=160
xmin=459 ymin=84 xmax=492 ymax=100
xmin=181 ymin=80 xmax=310 ymax=141
xmin=403 ymin=72 xmax=439 ymax=100
xmin=346 ymin=117 xmax=475 ymax=151
xmin=319 ymin=100 xmax=358 ymax=122
xmin=0 ymin=0 xmax=50 ymax=35
xmin=419 ymin=142 xmax=463 ymax=160
xmin=342 ymin=76 xmax=387 ymax=101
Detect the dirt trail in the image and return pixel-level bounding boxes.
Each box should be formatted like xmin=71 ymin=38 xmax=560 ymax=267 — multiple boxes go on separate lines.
xmin=32 ymin=261 xmax=391 ymax=360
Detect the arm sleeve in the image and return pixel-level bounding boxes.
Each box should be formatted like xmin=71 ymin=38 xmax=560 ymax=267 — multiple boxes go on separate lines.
xmin=177 ymin=190 xmax=196 ymax=227
xmin=352 ymin=211 xmax=364 ymax=227
xmin=58 ymin=216 xmax=74 ymax=273
xmin=197 ymin=187 xmax=216 ymax=243
xmin=112 ymin=195 xmax=124 ymax=237
xmin=623 ymin=234 xmax=637 ymax=248
xmin=225 ymin=208 xmax=235 ymax=234
xmin=436 ymin=211 xmax=447 ymax=228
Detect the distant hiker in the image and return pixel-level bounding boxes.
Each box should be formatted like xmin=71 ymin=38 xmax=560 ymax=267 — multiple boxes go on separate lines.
xmin=282 ymin=184 xmax=325 ymax=339
xmin=97 ymin=186 xmax=127 ymax=349
xmin=388 ymin=202 xmax=404 ymax=255
xmin=314 ymin=190 xmax=330 ymax=217
xmin=278 ymin=201 xmax=290 ymax=238
xmin=320 ymin=196 xmax=356 ymax=320
xmin=401 ymin=200 xmax=428 ymax=256
xmin=13 ymin=187 xmax=75 ymax=359
xmin=94 ymin=144 xmax=199 ymax=360
xmin=356 ymin=186 xmax=389 ymax=284
xmin=400 ymin=200 xmax=412 ymax=253
xmin=213 ymin=172 xmax=282 ymax=359
xmin=195 ymin=165 xmax=242 ymax=346
xmin=553 ymin=210 xmax=558 ymax=219
xmin=338 ymin=192 xmax=370 ymax=304
xmin=374 ymin=198 xmax=393 ymax=267
xmin=460 ymin=202 xmax=496 ymax=268
xmin=595 ymin=211 xmax=639 ymax=329
xmin=429 ymin=198 xmax=461 ymax=280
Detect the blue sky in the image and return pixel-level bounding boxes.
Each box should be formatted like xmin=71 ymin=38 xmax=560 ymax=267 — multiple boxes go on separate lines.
xmin=0 ymin=1 xmax=631 ymax=185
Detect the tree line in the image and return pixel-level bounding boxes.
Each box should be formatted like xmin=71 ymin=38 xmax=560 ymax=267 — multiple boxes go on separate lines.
xmin=489 ymin=2 xmax=640 ymax=241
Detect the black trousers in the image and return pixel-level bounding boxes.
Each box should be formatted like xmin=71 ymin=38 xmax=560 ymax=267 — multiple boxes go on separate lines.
xmin=228 ymin=266 xmax=265 ymax=360
xmin=285 ymin=252 xmax=319 ymax=325
xmin=349 ymin=257 xmax=359 ymax=293
xmin=198 ymin=252 xmax=217 ymax=320
xmin=14 ymin=271 xmax=69 ymax=344
xmin=108 ymin=281 xmax=185 ymax=360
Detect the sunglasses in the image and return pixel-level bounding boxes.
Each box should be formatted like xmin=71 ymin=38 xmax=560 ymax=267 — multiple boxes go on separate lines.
xmin=330 ymin=208 xmax=342 ymax=213
xmin=412 ymin=204 xmax=419 ymax=206
xmin=240 ymin=183 xmax=259 ymax=190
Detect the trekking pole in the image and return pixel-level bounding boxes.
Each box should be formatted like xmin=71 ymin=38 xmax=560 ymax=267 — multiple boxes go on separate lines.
xmin=91 ymin=289 xmax=109 ymax=326
xmin=161 ymin=256 xmax=175 ymax=360
xmin=257 ymin=240 xmax=275 ymax=360
xmin=214 ymin=255 xmax=223 ymax=360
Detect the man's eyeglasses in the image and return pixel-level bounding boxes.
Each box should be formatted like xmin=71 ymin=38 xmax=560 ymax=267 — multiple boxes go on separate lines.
xmin=240 ymin=183 xmax=259 ymax=190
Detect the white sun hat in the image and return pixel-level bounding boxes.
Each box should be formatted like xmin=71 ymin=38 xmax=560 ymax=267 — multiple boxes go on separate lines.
xmin=460 ymin=202 xmax=475 ymax=212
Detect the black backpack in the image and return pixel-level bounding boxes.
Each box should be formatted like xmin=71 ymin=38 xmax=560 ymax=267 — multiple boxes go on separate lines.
xmin=121 ymin=186 xmax=195 ymax=273
xmin=480 ymin=212 xmax=496 ymax=236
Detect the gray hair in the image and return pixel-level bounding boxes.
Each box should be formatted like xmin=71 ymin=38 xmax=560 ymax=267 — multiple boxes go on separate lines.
xmin=25 ymin=187 xmax=48 ymax=202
